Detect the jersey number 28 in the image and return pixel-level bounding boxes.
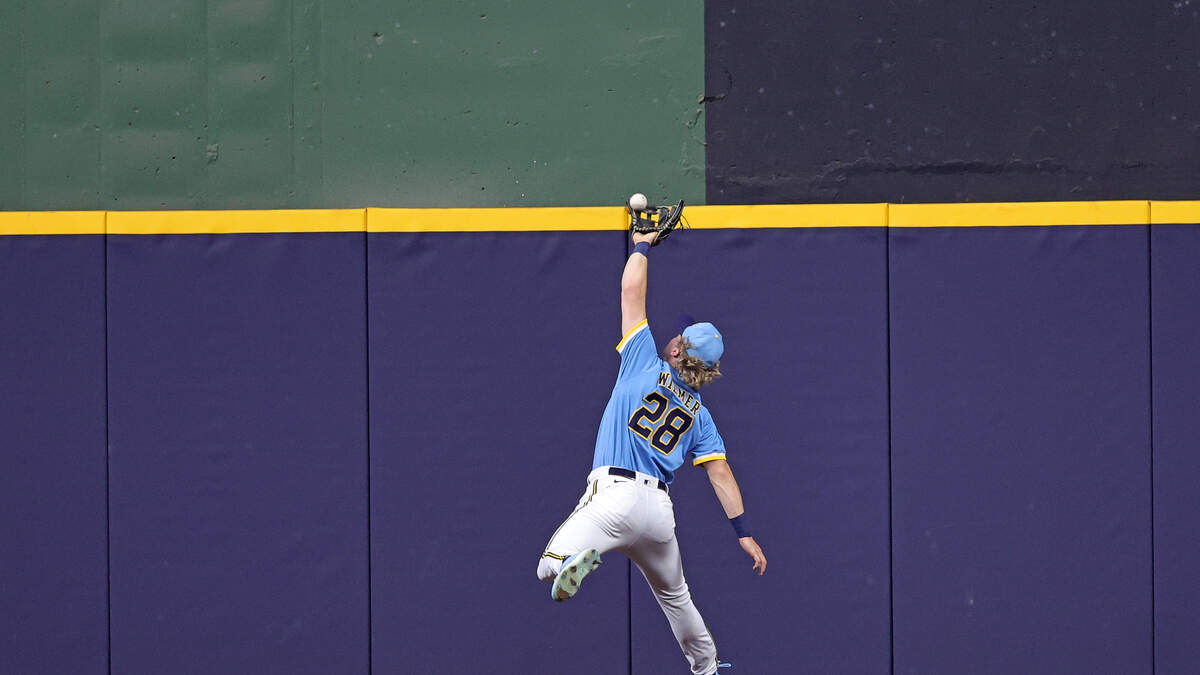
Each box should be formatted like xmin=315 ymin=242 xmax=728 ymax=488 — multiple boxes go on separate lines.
xmin=627 ymin=392 xmax=694 ymax=455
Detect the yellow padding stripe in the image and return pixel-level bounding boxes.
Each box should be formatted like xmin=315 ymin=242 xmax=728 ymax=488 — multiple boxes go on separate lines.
xmin=0 ymin=211 xmax=106 ymax=235
xmin=693 ymin=454 xmax=727 ymax=466
xmin=0 ymin=201 xmax=1179 ymax=235
xmin=890 ymin=200 xmax=1149 ymax=228
xmin=616 ymin=319 xmax=649 ymax=353
xmin=1151 ymin=201 xmax=1200 ymax=224
xmin=369 ymin=206 xmax=623 ymax=232
xmin=107 ymin=209 xmax=365 ymax=234
xmin=686 ymin=203 xmax=888 ymax=229
xmin=370 ymin=204 xmax=887 ymax=231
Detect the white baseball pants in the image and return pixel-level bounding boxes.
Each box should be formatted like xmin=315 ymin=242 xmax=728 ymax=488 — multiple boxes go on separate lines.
xmin=538 ymin=466 xmax=719 ymax=675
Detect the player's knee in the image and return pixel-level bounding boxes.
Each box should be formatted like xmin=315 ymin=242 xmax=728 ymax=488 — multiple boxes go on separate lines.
xmin=536 ymin=556 xmax=560 ymax=582
xmin=655 ymin=583 xmax=691 ymax=607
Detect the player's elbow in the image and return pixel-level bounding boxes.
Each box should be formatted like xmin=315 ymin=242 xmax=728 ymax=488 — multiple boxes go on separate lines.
xmin=620 ymin=279 xmax=644 ymax=304
xmin=702 ymin=458 xmax=732 ymax=479
xmin=620 ymin=287 xmax=646 ymax=320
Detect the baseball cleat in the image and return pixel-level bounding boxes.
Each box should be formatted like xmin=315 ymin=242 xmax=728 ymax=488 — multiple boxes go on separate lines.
xmin=551 ymin=548 xmax=602 ymax=602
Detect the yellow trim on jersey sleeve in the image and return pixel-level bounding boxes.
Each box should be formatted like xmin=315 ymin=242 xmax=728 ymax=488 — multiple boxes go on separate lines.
xmin=693 ymin=454 xmax=727 ymax=466
xmin=615 ymin=319 xmax=649 ymax=353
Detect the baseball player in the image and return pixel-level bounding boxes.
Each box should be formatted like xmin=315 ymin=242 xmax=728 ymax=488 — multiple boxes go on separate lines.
xmin=537 ymin=223 xmax=767 ymax=675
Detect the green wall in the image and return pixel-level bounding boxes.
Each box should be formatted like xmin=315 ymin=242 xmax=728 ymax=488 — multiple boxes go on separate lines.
xmin=0 ymin=0 xmax=704 ymax=210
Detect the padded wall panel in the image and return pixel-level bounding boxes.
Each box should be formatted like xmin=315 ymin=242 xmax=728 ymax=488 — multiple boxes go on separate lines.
xmin=0 ymin=236 xmax=107 ymax=674
xmin=890 ymin=226 xmax=1151 ymax=674
xmin=1151 ymin=222 xmax=1200 ymax=674
xmin=629 ymin=228 xmax=890 ymax=674
xmin=106 ymin=232 xmax=368 ymax=674
xmin=368 ymin=231 xmax=629 ymax=672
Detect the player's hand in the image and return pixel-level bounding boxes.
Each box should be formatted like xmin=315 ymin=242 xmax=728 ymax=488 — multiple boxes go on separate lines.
xmin=739 ymin=536 xmax=766 ymax=575
xmin=632 ymin=230 xmax=659 ymax=247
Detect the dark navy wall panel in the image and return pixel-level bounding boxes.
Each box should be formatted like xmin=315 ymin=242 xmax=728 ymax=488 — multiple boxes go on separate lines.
xmin=106 ymin=233 xmax=368 ymax=674
xmin=705 ymin=2 xmax=1200 ymax=204
xmin=1151 ymin=223 xmax=1200 ymax=674
xmin=0 ymin=236 xmax=107 ymax=674
xmin=368 ymin=231 xmax=629 ymax=673
xmin=890 ymin=226 xmax=1151 ymax=674
xmin=630 ymin=228 xmax=890 ymax=674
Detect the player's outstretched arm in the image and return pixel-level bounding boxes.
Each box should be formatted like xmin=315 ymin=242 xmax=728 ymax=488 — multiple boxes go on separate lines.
xmin=702 ymin=459 xmax=767 ymax=575
xmin=620 ymin=230 xmax=660 ymax=335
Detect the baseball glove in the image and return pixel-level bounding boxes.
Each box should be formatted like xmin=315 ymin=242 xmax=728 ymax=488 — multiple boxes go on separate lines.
xmin=629 ymin=199 xmax=685 ymax=246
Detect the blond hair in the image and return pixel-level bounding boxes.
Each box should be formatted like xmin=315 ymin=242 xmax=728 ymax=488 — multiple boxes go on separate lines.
xmin=676 ymin=339 xmax=722 ymax=389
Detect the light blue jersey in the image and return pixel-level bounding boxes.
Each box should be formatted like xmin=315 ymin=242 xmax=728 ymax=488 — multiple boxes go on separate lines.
xmin=592 ymin=320 xmax=727 ymax=483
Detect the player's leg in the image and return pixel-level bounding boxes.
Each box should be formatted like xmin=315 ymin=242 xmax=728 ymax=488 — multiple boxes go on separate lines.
xmin=624 ymin=492 xmax=720 ymax=675
xmin=536 ymin=479 xmax=609 ymax=582
xmin=536 ymin=477 xmax=638 ymax=599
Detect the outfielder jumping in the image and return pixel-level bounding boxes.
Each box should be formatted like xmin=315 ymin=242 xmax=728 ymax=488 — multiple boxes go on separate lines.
xmin=537 ymin=200 xmax=767 ymax=675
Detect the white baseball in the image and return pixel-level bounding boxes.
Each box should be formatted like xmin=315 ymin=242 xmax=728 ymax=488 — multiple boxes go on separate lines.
xmin=628 ymin=193 xmax=648 ymax=211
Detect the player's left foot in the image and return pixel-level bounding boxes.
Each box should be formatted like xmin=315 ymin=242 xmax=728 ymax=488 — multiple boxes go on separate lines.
xmin=551 ymin=548 xmax=602 ymax=602
xmin=704 ymin=659 xmax=732 ymax=673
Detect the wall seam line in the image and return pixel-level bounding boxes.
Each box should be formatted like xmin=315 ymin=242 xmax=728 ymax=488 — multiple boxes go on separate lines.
xmin=885 ymin=204 xmax=895 ymax=675
xmin=365 ymin=226 xmax=374 ymax=674
xmin=103 ymin=216 xmax=113 ymax=675
xmin=98 ymin=0 xmax=109 ymax=666
xmin=1147 ymin=213 xmax=1156 ymax=675
xmin=627 ymin=559 xmax=633 ymax=675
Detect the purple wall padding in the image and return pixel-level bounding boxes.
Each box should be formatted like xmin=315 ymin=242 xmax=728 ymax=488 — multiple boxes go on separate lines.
xmin=5 ymin=221 xmax=1180 ymax=674
xmin=1151 ymin=223 xmax=1200 ymax=673
xmin=367 ymin=231 xmax=630 ymax=673
xmin=105 ymin=233 xmax=369 ymax=674
xmin=0 ymin=236 xmax=107 ymax=674
xmin=889 ymin=226 xmax=1152 ymax=674
xmin=630 ymin=228 xmax=891 ymax=674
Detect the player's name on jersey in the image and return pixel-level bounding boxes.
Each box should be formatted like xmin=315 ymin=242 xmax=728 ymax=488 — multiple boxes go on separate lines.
xmin=658 ymin=371 xmax=702 ymax=414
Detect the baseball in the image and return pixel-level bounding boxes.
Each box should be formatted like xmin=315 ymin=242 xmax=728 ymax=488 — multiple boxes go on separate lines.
xmin=628 ymin=193 xmax=648 ymax=211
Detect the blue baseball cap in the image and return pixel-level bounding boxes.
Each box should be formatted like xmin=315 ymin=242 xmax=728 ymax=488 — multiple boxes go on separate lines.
xmin=678 ymin=317 xmax=724 ymax=367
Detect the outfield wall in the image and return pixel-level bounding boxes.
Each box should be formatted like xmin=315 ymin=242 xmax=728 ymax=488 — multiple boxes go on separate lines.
xmin=2 ymin=203 xmax=1198 ymax=674
xmin=4 ymin=0 xmax=1199 ymax=671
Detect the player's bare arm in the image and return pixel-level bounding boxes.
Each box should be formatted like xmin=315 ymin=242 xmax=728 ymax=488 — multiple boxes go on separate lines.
xmin=620 ymin=230 xmax=660 ymax=335
xmin=703 ymin=458 xmax=768 ymax=575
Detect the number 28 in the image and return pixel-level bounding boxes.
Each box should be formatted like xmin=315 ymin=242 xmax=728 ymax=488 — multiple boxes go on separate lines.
xmin=627 ymin=392 xmax=694 ymax=456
